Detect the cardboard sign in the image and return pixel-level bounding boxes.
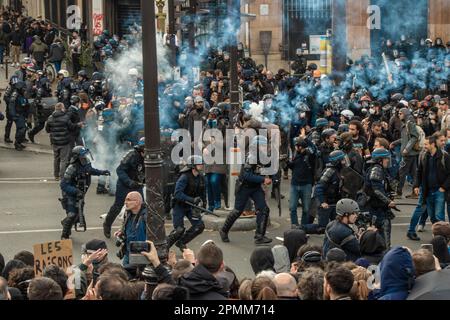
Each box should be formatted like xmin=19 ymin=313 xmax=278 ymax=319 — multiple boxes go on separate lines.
xmin=33 ymin=239 xmax=74 ymax=276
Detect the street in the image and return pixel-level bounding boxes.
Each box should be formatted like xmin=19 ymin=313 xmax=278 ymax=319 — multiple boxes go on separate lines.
xmin=0 ymin=145 xmax=433 ymax=279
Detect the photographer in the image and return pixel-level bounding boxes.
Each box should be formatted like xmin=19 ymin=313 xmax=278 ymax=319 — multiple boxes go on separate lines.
xmin=322 ymin=198 xmax=362 ymax=262
xmin=114 ymin=191 xmax=147 ymax=267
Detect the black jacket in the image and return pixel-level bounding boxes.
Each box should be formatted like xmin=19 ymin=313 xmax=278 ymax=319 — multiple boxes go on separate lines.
xmin=45 ymin=110 xmax=76 ymax=146
xmin=414 ymin=149 xmax=450 ymax=203
xmin=287 ymin=148 xmax=315 ymax=186
xmin=9 ymin=30 xmax=22 ymax=46
xmin=178 ymin=264 xmax=228 ymax=300
xmin=323 ymin=220 xmax=360 ymax=262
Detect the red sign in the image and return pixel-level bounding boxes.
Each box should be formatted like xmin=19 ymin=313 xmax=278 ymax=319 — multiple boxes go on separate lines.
xmin=93 ymin=13 xmax=104 ymax=36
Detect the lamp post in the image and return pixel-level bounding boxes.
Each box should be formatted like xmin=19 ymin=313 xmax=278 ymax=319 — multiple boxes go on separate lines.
xmin=155 ymin=0 xmax=167 ymax=34
xmin=141 ymin=0 xmax=167 ymax=261
xmin=228 ymin=0 xmax=241 ymax=115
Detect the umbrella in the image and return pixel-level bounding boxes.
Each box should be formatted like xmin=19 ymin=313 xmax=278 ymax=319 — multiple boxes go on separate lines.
xmin=407 ymin=269 xmax=450 ymax=300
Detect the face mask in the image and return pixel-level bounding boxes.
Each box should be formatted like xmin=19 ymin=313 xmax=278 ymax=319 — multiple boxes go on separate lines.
xmin=369 ymin=108 xmax=375 ymax=115
xmin=300 ymin=112 xmax=306 ymax=119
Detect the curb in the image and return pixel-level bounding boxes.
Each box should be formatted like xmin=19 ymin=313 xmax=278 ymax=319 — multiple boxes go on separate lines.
xmin=0 ymin=143 xmax=53 ymax=155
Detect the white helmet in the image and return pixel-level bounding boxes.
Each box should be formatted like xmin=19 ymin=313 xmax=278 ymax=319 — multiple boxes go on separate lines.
xmin=128 ymin=68 xmax=139 ymax=77
xmin=340 ymin=109 xmax=354 ymax=120
xmin=58 ymin=69 xmax=70 ymax=78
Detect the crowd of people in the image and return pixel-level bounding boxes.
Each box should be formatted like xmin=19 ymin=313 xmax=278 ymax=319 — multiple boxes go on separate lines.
xmin=1 ymin=5 xmax=450 ymax=300
xmin=1 ymin=221 xmax=449 ymax=300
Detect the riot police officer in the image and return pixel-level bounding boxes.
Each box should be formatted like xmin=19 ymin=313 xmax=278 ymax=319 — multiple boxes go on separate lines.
xmin=8 ymin=80 xmax=29 ymax=151
xmin=103 ymin=138 xmax=145 ymax=238
xmin=67 ymin=95 xmax=83 ymax=147
xmin=309 ymin=118 xmax=329 ymax=146
xmin=3 ymin=76 xmax=20 ymax=143
xmin=28 ymin=70 xmax=52 ymax=143
xmin=291 ymin=48 xmax=307 ymax=78
xmin=56 ymin=69 xmax=75 ymax=108
xmin=167 ymin=155 xmax=206 ymax=251
xmin=363 ymin=148 xmax=397 ymax=248
xmin=77 ymin=70 xmax=91 ymax=93
xmin=60 ymin=146 xmax=110 ymax=239
xmin=303 ymin=150 xmax=350 ymax=234
xmin=220 ymin=135 xmax=273 ymax=245
xmin=88 ymin=72 xmax=105 ymax=101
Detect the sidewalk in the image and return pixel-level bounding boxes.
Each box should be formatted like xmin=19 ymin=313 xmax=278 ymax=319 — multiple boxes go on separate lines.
xmin=0 ymin=55 xmax=53 ymax=154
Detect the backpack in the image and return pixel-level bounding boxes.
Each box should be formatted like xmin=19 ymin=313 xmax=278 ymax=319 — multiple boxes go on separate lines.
xmin=407 ymin=121 xmax=425 ymax=152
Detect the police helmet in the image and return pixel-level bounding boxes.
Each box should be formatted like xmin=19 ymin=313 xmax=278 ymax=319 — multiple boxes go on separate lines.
xmin=78 ymin=70 xmax=88 ymax=79
xmin=337 ymin=124 xmax=349 ymax=134
xmin=328 ymin=150 xmax=349 ymax=167
xmin=208 ymin=107 xmax=222 ymax=118
xmin=315 ymin=118 xmax=329 ymax=128
xmin=336 ymin=199 xmax=360 ymax=217
xmin=58 ymin=69 xmax=70 ymax=78
xmin=340 ymin=110 xmax=354 ymax=121
xmin=70 ymin=95 xmax=81 ymax=105
xmin=321 ymin=128 xmax=337 ymax=141
xmin=134 ymin=137 xmax=145 ymax=152
xmin=71 ymin=146 xmax=91 ymax=166
xmin=91 ymin=72 xmax=104 ymax=82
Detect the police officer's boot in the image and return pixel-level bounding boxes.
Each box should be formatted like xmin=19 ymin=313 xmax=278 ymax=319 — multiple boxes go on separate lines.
xmin=255 ymin=211 xmax=272 ymax=245
xmin=167 ymin=227 xmax=185 ymax=249
xmin=61 ymin=213 xmax=76 ymax=239
xmin=96 ymin=184 xmax=108 ymax=195
xmin=220 ymin=210 xmax=241 ymax=243
xmin=177 ymin=223 xmax=205 ymax=251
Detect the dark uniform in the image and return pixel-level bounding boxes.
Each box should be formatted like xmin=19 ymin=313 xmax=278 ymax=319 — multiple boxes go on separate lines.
xmin=28 ymin=73 xmax=53 ymax=142
xmin=56 ymin=76 xmax=76 ymax=108
xmin=167 ymin=164 xmax=206 ymax=250
xmin=303 ymin=150 xmax=348 ymax=234
xmin=364 ymin=159 xmax=395 ymax=248
xmin=3 ymin=77 xmax=19 ymax=143
xmin=220 ymin=148 xmax=272 ymax=245
xmin=60 ymin=146 xmax=110 ymax=239
xmin=103 ymin=142 xmax=145 ymax=238
xmin=8 ymin=81 xmax=29 ymax=150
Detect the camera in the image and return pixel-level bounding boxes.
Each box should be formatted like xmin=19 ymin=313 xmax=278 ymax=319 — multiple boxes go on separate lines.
xmin=129 ymin=241 xmax=150 ymax=265
xmin=115 ymin=234 xmax=125 ymax=247
xmin=129 ymin=241 xmax=150 ymax=254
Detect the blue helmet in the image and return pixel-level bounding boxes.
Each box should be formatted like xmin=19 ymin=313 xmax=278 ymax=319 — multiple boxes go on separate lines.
xmin=371 ymin=148 xmax=391 ymax=160
xmin=315 ymin=118 xmax=329 ymax=128
xmin=71 ymin=146 xmax=91 ymax=165
xmin=134 ymin=137 xmax=145 ymax=151
xmin=328 ymin=150 xmax=349 ymax=167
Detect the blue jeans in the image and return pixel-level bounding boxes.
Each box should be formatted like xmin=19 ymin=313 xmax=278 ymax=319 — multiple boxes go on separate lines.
xmin=409 ymin=188 xmax=444 ymax=233
xmin=289 ymin=184 xmax=312 ymax=225
xmin=206 ymin=173 xmax=224 ymax=210
xmin=53 ymin=61 xmax=62 ymax=73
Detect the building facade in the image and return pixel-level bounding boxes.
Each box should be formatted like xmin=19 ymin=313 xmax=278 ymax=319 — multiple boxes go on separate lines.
xmin=21 ymin=0 xmax=450 ymax=71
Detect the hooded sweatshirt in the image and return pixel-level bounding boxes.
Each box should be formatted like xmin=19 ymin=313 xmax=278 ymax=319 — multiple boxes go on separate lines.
xmin=250 ymin=247 xmax=275 ymax=275
xmin=272 ymin=245 xmax=290 ymax=273
xmin=359 ymin=230 xmax=387 ymax=265
xmin=377 ymin=246 xmax=415 ymax=300
xmin=283 ymin=229 xmax=308 ymax=263
xmin=178 ymin=264 xmax=228 ymax=300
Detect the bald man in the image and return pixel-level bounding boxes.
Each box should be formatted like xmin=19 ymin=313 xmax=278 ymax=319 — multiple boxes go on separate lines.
xmin=273 ymin=273 xmax=299 ymax=300
xmin=114 ymin=191 xmax=148 ymax=266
